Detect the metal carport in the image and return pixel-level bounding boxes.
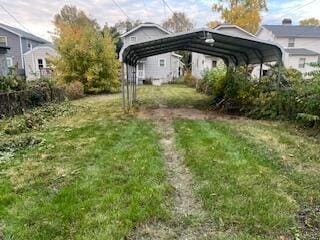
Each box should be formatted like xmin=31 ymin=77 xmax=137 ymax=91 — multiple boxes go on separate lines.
xmin=121 ymin=28 xmax=283 ymax=110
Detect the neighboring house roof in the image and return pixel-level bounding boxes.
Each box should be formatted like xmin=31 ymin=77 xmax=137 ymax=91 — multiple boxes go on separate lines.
xmin=0 ymin=23 xmax=49 ymax=43
xmin=285 ymin=48 xmax=320 ymax=56
xmin=23 ymin=44 xmax=56 ymax=56
xmin=214 ymin=24 xmax=256 ymax=38
xmin=120 ymin=23 xmax=171 ymax=38
xmin=262 ymin=25 xmax=320 ymax=38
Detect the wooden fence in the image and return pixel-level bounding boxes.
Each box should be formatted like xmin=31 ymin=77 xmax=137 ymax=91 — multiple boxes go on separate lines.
xmin=0 ymin=87 xmax=65 ymax=118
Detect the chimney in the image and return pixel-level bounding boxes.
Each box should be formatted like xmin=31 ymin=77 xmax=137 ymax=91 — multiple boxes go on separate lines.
xmin=282 ymin=18 xmax=292 ymax=25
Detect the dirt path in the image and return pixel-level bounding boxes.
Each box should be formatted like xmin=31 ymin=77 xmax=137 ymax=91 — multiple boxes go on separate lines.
xmin=127 ymin=108 xmax=225 ymax=240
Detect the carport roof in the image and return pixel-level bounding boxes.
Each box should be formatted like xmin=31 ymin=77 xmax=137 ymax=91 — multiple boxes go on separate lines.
xmin=122 ymin=28 xmax=283 ymax=66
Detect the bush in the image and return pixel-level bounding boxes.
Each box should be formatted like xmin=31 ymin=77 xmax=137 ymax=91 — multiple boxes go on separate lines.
xmin=183 ymin=70 xmax=198 ymax=88
xmin=3 ymin=102 xmax=75 ymax=135
xmin=63 ymin=81 xmax=85 ymax=100
xmin=197 ymin=67 xmax=227 ymax=96
xmin=189 ymin=63 xmax=320 ymax=127
xmin=0 ymin=67 xmax=26 ymax=92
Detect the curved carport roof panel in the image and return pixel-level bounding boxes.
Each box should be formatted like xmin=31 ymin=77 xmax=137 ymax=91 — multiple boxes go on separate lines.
xmin=122 ymin=28 xmax=283 ymax=66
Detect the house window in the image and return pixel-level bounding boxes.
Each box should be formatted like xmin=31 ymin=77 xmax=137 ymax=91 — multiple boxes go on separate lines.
xmin=27 ymin=40 xmax=32 ymax=49
xmin=212 ymin=60 xmax=217 ymax=68
xmin=298 ymin=58 xmax=306 ymax=68
xmin=130 ymin=36 xmax=137 ymax=43
xmin=288 ymin=38 xmax=295 ymax=47
xmin=6 ymin=57 xmax=13 ymax=68
xmin=38 ymin=59 xmax=44 ymax=69
xmin=159 ymin=59 xmax=166 ymax=67
xmin=0 ymin=36 xmax=7 ymax=47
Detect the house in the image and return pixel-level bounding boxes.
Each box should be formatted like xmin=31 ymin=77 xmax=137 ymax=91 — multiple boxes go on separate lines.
xmin=0 ymin=45 xmax=10 ymax=76
xmin=256 ymin=19 xmax=320 ymax=76
xmin=119 ymin=23 xmax=183 ymax=85
xmin=23 ymin=44 xmax=57 ymax=80
xmin=191 ymin=24 xmax=255 ymax=78
xmin=0 ymin=23 xmax=56 ymax=80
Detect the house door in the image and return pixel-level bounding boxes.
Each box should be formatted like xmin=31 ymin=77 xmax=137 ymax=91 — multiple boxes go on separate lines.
xmin=137 ymin=63 xmax=145 ymax=80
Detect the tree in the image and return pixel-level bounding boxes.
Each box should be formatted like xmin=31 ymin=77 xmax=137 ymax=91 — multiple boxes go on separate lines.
xmin=207 ymin=20 xmax=222 ymax=29
xmin=212 ymin=0 xmax=267 ymax=34
xmin=299 ymin=18 xmax=320 ymax=26
xmin=53 ymin=5 xmax=120 ymax=93
xmin=162 ymin=12 xmax=194 ymax=33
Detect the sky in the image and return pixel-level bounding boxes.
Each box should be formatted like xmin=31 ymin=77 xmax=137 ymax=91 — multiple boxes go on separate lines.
xmin=0 ymin=0 xmax=319 ymax=41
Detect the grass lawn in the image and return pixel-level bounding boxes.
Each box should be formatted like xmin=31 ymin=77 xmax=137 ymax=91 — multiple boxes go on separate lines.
xmin=0 ymin=94 xmax=170 ymax=239
xmin=0 ymin=84 xmax=319 ymax=239
xmin=175 ymin=119 xmax=320 ymax=239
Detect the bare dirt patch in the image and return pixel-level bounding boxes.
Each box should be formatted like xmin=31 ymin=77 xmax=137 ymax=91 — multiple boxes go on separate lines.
xmin=137 ymin=107 xmax=244 ymax=122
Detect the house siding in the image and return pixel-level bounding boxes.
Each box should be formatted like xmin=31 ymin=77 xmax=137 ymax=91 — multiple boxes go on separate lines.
xmin=21 ymin=38 xmax=45 ymax=53
xmin=24 ymin=46 xmax=57 ymax=80
xmin=121 ymin=25 xmax=181 ymax=84
xmin=192 ymin=52 xmax=224 ymax=79
xmin=257 ymin=28 xmax=320 ymax=76
xmin=0 ymin=28 xmax=22 ymax=68
xmin=122 ymin=27 xmax=168 ymax=48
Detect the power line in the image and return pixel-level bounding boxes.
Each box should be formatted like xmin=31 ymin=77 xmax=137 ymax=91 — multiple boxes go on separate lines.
xmin=265 ymin=0 xmax=319 ymax=21
xmin=111 ymin=0 xmax=151 ymax=38
xmin=0 ymin=3 xmax=32 ymax=33
xmin=111 ymin=0 xmax=131 ymax=20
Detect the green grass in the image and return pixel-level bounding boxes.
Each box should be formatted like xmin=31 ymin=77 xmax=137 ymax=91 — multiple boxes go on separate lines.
xmin=0 ymin=92 xmax=171 ymax=239
xmin=1 ymin=84 xmax=319 ymax=239
xmin=174 ymin=119 xmax=320 ymax=239
xmin=136 ymin=84 xmax=212 ymax=109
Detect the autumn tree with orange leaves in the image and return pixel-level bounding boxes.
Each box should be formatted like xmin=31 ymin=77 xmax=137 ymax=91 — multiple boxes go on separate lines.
xmin=53 ymin=5 xmax=120 ymax=94
xmin=212 ymin=0 xmax=267 ymax=34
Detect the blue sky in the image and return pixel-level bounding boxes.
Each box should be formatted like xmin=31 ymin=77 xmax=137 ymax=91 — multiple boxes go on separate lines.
xmin=0 ymin=0 xmax=319 ymax=41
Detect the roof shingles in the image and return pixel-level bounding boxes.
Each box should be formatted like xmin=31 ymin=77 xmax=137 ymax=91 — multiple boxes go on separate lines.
xmin=263 ymin=25 xmax=320 ymax=38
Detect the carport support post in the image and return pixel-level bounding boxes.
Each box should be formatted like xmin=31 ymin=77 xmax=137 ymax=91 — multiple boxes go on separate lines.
xmin=121 ymin=63 xmax=126 ymax=110
xmin=259 ymin=62 xmax=263 ymax=81
xmin=134 ymin=65 xmax=137 ymax=101
xmin=126 ymin=64 xmax=130 ymax=109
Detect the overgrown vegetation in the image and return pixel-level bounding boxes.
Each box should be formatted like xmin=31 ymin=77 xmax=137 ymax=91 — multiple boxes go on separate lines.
xmin=188 ymin=64 xmax=320 ymax=127
xmin=1 ymin=102 xmax=76 ymax=135
xmin=0 ymin=67 xmax=26 ymax=93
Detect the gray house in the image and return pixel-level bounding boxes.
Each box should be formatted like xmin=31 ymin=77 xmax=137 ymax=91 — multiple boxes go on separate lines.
xmin=119 ymin=23 xmax=183 ymax=85
xmin=0 ymin=23 xmax=49 ymax=75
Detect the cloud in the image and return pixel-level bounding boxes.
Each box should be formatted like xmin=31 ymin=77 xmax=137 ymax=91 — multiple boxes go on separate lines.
xmin=0 ymin=0 xmax=319 ymax=41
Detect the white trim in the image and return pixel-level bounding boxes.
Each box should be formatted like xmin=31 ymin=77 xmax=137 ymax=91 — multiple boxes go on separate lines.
xmin=0 ymin=24 xmax=21 ymax=37
xmin=37 ymin=58 xmax=45 ymax=69
xmin=0 ymin=36 xmax=8 ymax=46
xmin=120 ymin=23 xmax=171 ymax=38
xmin=214 ymin=24 xmax=256 ymax=38
xmin=19 ymin=36 xmax=24 ymax=69
xmin=159 ymin=58 xmax=166 ymax=67
xmin=172 ymin=52 xmax=183 ymax=58
xmin=6 ymin=57 xmax=13 ymax=67
xmin=23 ymin=45 xmax=55 ymax=56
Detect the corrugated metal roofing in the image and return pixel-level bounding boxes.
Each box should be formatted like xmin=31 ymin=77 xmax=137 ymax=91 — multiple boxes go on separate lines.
xmin=263 ymin=25 xmax=320 ymax=38
xmin=285 ymin=48 xmax=320 ymax=56
xmin=122 ymin=28 xmax=283 ymax=66
xmin=0 ymin=23 xmax=49 ymax=43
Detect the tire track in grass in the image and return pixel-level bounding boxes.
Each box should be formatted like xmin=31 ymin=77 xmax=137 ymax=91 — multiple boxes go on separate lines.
xmin=128 ymin=108 xmax=216 ymax=240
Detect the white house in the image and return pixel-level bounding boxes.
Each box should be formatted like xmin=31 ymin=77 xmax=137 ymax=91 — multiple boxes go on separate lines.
xmin=119 ymin=23 xmax=183 ymax=85
xmin=192 ymin=24 xmax=255 ymax=78
xmin=256 ymin=19 xmax=320 ymax=76
xmin=23 ymin=44 xmax=57 ymax=80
